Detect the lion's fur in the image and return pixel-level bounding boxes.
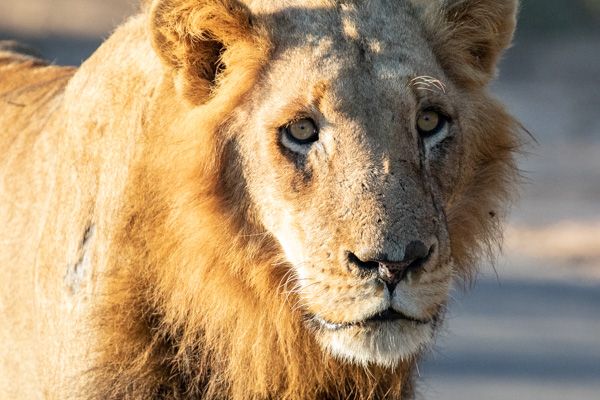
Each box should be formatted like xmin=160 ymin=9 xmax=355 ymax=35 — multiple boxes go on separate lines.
xmin=0 ymin=1 xmax=521 ymax=399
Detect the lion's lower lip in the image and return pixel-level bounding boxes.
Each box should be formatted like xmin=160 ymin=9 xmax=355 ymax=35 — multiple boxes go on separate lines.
xmin=365 ymin=308 xmax=427 ymax=324
xmin=310 ymin=309 xmax=431 ymax=331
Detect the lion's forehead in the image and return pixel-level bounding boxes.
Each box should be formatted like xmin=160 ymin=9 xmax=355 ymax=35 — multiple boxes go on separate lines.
xmin=259 ymin=2 xmax=442 ymax=110
xmin=263 ymin=0 xmax=431 ymax=66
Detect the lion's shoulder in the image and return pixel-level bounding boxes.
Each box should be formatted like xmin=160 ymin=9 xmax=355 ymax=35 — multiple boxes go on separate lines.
xmin=0 ymin=41 xmax=75 ymax=95
xmin=0 ymin=41 xmax=76 ymax=139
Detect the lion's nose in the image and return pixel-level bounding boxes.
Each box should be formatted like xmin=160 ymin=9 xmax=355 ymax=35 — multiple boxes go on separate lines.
xmin=347 ymin=241 xmax=431 ymax=292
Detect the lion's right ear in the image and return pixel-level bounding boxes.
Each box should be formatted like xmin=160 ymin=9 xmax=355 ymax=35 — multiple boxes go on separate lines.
xmin=150 ymin=0 xmax=266 ymax=104
xmin=422 ymin=0 xmax=518 ymax=88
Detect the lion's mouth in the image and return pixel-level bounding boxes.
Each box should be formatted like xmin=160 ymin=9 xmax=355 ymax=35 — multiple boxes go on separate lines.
xmin=308 ymin=308 xmax=431 ymax=332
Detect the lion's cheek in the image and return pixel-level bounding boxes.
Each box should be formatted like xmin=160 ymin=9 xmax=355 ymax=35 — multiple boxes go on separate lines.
xmin=391 ymin=268 xmax=453 ymax=318
xmin=271 ymin=224 xmax=306 ymax=269
xmin=301 ymin=279 xmax=389 ymax=324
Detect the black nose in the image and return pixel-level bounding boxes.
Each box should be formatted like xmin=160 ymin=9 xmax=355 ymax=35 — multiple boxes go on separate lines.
xmin=347 ymin=241 xmax=431 ymax=292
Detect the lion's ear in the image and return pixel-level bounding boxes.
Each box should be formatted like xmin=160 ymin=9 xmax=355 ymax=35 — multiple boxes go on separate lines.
xmin=423 ymin=0 xmax=518 ymax=88
xmin=150 ymin=0 xmax=261 ymax=104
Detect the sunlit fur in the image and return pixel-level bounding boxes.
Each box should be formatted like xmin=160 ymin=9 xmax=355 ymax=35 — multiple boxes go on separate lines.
xmin=0 ymin=0 xmax=521 ymax=399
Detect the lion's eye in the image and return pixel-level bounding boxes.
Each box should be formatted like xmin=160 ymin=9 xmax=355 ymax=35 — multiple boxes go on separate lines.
xmin=416 ymin=110 xmax=445 ymax=137
xmin=285 ymin=118 xmax=319 ymax=143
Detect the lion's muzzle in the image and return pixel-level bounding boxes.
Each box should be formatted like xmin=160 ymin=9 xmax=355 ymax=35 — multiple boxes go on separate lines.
xmin=346 ymin=239 xmax=435 ymax=291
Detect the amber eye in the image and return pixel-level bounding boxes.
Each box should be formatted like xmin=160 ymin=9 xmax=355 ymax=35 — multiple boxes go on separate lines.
xmin=285 ymin=118 xmax=319 ymax=143
xmin=416 ymin=109 xmax=445 ymax=136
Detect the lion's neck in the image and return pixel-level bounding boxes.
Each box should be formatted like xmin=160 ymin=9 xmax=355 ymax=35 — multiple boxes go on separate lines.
xmin=91 ymin=192 xmax=415 ymax=399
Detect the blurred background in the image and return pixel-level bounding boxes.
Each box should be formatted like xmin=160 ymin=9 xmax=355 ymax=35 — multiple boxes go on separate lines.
xmin=1 ymin=1 xmax=599 ymax=399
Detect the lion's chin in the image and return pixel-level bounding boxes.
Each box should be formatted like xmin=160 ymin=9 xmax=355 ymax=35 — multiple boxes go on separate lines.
xmin=313 ymin=317 xmax=436 ymax=368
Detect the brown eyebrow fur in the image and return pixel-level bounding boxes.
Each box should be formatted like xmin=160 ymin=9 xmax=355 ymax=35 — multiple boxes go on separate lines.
xmin=310 ymin=80 xmax=330 ymax=109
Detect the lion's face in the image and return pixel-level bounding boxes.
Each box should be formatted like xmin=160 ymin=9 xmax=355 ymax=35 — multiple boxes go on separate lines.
xmin=151 ymin=0 xmax=519 ymax=371
xmin=230 ymin=3 xmax=460 ymax=367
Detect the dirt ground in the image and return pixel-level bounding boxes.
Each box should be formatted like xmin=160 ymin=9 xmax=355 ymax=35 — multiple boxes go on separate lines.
xmin=2 ymin=1 xmax=599 ymax=399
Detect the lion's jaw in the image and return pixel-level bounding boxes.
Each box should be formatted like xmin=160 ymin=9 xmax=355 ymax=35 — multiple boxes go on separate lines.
xmin=274 ymin=226 xmax=452 ymax=368
xmin=316 ymin=316 xmax=437 ymax=368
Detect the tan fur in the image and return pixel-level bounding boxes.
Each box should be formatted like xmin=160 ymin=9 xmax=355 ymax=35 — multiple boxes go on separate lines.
xmin=0 ymin=1 xmax=521 ymax=399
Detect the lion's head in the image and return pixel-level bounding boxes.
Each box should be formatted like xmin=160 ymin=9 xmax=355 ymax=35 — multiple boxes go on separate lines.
xmin=95 ymin=0 xmax=521 ymax=398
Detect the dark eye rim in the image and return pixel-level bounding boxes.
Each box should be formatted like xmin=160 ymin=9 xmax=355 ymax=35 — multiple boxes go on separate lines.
xmin=281 ymin=117 xmax=320 ymax=144
xmin=416 ymin=108 xmax=450 ymax=138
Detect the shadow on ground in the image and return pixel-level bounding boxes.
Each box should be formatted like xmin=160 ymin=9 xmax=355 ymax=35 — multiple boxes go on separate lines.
xmin=419 ymin=278 xmax=600 ymax=399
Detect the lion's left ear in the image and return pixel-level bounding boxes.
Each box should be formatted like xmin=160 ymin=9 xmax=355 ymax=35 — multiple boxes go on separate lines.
xmin=422 ymin=0 xmax=518 ymax=88
xmin=150 ymin=0 xmax=268 ymax=105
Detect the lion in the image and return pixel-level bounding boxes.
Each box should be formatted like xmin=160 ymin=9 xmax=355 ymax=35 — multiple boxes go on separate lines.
xmin=0 ymin=0 xmax=521 ymax=399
